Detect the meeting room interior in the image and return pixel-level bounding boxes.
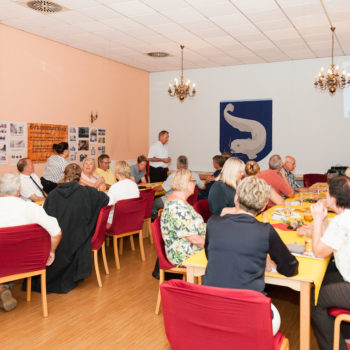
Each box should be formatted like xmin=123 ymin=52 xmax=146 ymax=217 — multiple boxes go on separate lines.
xmin=1 ymin=1 xmax=350 ymax=349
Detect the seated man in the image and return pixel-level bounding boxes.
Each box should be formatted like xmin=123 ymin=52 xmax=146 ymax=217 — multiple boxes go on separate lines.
xmin=130 ymin=155 xmax=147 ymax=184
xmin=259 ymin=154 xmax=294 ymax=205
xmin=95 ymin=154 xmax=116 ymax=189
xmin=0 ymin=173 xmax=62 ymax=312
xmin=198 ymin=155 xmax=225 ymax=201
xmin=17 ymin=158 xmax=46 ymax=202
xmin=282 ymin=155 xmax=307 ymax=192
xmin=152 ymin=155 xmax=205 ymax=220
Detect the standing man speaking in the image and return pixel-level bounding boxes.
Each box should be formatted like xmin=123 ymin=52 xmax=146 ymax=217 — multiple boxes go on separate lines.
xmin=148 ymin=130 xmax=171 ymax=183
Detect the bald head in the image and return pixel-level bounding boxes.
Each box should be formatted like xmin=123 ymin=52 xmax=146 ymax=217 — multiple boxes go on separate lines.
xmin=284 ymin=156 xmax=296 ymax=172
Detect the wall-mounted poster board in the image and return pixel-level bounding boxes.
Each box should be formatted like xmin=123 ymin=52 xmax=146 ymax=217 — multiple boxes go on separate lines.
xmin=27 ymin=123 xmax=68 ymax=163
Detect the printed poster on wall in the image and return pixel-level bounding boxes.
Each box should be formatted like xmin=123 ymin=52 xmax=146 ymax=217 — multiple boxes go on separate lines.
xmin=0 ymin=122 xmax=8 ymax=164
xmin=220 ymin=99 xmax=272 ymax=162
xmin=0 ymin=121 xmax=27 ymax=164
xmin=27 ymin=123 xmax=68 ymax=162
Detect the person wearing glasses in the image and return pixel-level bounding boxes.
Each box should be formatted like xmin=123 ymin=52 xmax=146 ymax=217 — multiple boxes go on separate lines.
xmin=95 ymin=154 xmax=116 ymax=189
xmin=160 ymin=169 xmax=206 ymax=266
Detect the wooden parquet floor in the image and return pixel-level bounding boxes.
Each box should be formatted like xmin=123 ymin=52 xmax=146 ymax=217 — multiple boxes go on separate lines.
xmin=0 ymin=239 xmax=320 ymax=350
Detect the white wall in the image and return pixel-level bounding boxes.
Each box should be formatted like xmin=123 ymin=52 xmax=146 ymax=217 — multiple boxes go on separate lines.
xmin=150 ymin=55 xmax=350 ymax=175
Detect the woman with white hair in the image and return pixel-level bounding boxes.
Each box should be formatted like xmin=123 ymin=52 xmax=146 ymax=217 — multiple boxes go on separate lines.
xmin=161 ymin=169 xmax=205 ymax=265
xmin=80 ymin=157 xmax=106 ymax=191
xmin=106 ymin=161 xmax=140 ymax=227
xmin=203 ymin=176 xmax=298 ymax=335
xmin=208 ymin=157 xmax=245 ymax=216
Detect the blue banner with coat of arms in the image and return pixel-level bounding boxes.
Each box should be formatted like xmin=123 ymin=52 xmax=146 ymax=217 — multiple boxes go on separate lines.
xmin=220 ymin=99 xmax=272 ymax=162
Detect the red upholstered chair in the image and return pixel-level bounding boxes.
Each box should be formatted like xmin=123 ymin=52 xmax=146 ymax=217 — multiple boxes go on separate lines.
xmin=151 ymin=217 xmax=186 ymax=314
xmin=91 ymin=205 xmax=111 ymax=287
xmin=187 ymin=186 xmax=199 ymax=206
xmin=160 ymin=279 xmax=289 ymax=350
xmin=193 ymin=199 xmax=211 ymax=223
xmin=107 ymin=197 xmax=147 ymax=270
xmin=328 ymin=308 xmax=350 ymax=350
xmin=140 ymin=189 xmax=155 ymax=244
xmin=303 ymin=173 xmax=328 ymax=187
xmin=0 ymin=224 xmax=51 ymax=317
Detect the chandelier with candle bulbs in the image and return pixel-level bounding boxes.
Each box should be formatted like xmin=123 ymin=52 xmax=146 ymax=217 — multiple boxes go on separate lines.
xmin=168 ymin=45 xmax=196 ymax=102
xmin=314 ymin=26 xmax=350 ymax=94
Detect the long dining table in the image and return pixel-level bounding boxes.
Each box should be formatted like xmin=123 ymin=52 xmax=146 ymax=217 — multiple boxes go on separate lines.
xmin=182 ymin=191 xmax=335 ymax=350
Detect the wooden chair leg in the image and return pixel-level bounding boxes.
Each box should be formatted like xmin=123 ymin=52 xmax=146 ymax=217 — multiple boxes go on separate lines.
xmin=93 ymin=249 xmax=102 ymax=287
xmin=101 ymin=242 xmax=109 ymax=275
xmin=41 ymin=270 xmax=48 ymax=317
xmin=26 ymin=277 xmax=32 ymax=301
xmin=138 ymin=230 xmax=145 ymax=261
xmin=197 ymin=276 xmax=202 ymax=285
xmin=113 ymin=236 xmax=121 ymax=270
xmin=280 ymin=337 xmax=289 ymax=350
xmin=148 ymin=219 xmax=153 ymax=244
xmin=155 ymin=269 xmax=165 ymax=315
xmin=129 ymin=236 xmax=135 ymax=251
xmin=119 ymin=238 xmax=124 ymax=255
xmin=333 ymin=316 xmax=342 ymax=350
xmin=106 ymin=234 xmax=110 ymax=247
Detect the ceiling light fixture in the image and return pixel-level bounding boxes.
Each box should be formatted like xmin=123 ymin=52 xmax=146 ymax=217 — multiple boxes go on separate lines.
xmin=314 ymin=26 xmax=350 ymax=94
xmin=146 ymin=52 xmax=169 ymax=58
xmin=25 ymin=0 xmax=63 ymax=13
xmin=168 ymin=45 xmax=196 ymax=102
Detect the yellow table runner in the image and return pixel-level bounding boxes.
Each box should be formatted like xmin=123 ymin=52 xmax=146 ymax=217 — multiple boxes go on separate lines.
xmin=183 ymin=203 xmax=335 ymax=304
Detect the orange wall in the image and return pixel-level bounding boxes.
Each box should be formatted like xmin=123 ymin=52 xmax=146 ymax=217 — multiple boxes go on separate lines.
xmin=0 ymin=24 xmax=149 ymax=175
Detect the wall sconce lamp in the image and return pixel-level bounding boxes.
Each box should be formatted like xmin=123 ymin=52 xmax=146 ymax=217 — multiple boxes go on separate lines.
xmin=90 ymin=112 xmax=98 ymax=124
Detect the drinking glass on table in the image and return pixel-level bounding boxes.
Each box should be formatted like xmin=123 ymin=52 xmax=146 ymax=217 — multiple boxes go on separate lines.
xmin=297 ymin=192 xmax=304 ymax=206
xmin=282 ymin=205 xmax=292 ymax=219
xmin=304 ymin=236 xmax=313 ymax=256
xmin=303 ymin=209 xmax=313 ymax=224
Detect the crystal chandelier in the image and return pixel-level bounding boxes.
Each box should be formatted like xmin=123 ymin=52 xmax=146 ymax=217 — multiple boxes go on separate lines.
xmin=314 ymin=26 xmax=350 ymax=94
xmin=168 ymin=45 xmax=196 ymax=102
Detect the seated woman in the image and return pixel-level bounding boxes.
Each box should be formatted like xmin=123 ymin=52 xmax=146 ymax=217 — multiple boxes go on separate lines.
xmin=208 ymin=157 xmax=245 ymax=216
xmin=161 ymin=169 xmax=206 ymax=266
xmin=310 ymin=176 xmax=350 ymax=350
xmin=245 ymin=160 xmax=284 ymax=207
xmin=106 ymin=160 xmax=140 ymax=228
xmin=32 ymin=163 xmax=109 ymax=293
xmin=203 ymin=176 xmax=299 ymax=335
xmin=80 ymin=157 xmax=106 ymax=191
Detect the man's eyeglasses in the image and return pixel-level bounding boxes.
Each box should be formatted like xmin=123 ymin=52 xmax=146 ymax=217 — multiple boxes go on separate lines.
xmin=102 ymin=161 xmax=111 ymax=164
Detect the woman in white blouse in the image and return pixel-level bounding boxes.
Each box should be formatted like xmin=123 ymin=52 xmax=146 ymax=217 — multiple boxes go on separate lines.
xmin=311 ymin=176 xmax=350 ymax=350
xmin=80 ymin=158 xmax=106 ymax=191
xmin=41 ymin=142 xmax=69 ymax=194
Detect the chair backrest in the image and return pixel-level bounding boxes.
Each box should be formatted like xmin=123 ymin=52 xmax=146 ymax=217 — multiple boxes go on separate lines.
xmin=303 ymin=173 xmax=328 ymax=187
xmin=91 ymin=205 xmax=111 ymax=250
xmin=108 ymin=197 xmax=147 ymax=236
xmin=187 ymin=186 xmax=199 ymax=206
xmin=0 ymin=224 xmax=50 ymax=278
xmin=140 ymin=188 xmax=155 ymax=219
xmin=160 ymin=280 xmax=275 ymax=350
xmin=151 ymin=217 xmax=175 ymax=270
xmin=193 ymin=199 xmax=211 ymax=223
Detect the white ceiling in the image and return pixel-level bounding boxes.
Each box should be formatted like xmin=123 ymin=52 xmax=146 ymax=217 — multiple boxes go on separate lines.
xmin=1 ymin=0 xmax=350 ymax=72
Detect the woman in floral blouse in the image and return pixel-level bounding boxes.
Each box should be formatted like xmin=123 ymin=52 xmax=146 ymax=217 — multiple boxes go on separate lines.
xmin=161 ymin=169 xmax=206 ymax=265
